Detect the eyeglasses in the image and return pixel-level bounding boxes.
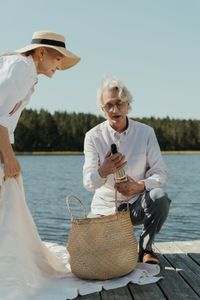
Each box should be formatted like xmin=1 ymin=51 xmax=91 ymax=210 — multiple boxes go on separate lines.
xmin=102 ymin=100 xmax=126 ymax=112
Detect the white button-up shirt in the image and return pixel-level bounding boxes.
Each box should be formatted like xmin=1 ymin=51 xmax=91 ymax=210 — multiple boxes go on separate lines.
xmin=0 ymin=54 xmax=38 ymax=143
xmin=83 ymin=119 xmax=168 ymax=215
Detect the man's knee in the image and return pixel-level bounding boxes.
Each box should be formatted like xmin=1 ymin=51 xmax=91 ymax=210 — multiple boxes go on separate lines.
xmin=149 ymin=188 xmax=171 ymax=217
xmin=150 ymin=188 xmax=165 ymax=200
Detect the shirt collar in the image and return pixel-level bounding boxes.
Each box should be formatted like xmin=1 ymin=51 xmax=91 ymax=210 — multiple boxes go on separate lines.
xmin=106 ymin=117 xmax=131 ymax=137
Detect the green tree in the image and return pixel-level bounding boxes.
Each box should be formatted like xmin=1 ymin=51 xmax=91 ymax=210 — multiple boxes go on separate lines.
xmin=15 ymin=109 xmax=200 ymax=152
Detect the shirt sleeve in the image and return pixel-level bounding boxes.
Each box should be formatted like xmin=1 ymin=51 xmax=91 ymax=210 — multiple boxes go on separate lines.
xmin=83 ymin=131 xmax=107 ymax=192
xmin=0 ymin=56 xmax=34 ymax=118
xmin=143 ymin=128 xmax=168 ymax=190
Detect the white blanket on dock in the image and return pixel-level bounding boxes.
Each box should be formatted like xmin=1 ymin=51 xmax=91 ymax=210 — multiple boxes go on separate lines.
xmin=0 ymin=172 xmax=162 ymax=300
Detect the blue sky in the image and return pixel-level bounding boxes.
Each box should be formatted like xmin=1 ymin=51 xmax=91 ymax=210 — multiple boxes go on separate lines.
xmin=1 ymin=0 xmax=199 ymax=119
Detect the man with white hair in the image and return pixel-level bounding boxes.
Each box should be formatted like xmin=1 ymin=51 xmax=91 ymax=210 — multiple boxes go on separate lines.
xmin=83 ymin=77 xmax=171 ymax=265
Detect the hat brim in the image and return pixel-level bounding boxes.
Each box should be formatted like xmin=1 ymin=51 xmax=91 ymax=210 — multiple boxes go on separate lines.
xmin=15 ymin=44 xmax=80 ymax=70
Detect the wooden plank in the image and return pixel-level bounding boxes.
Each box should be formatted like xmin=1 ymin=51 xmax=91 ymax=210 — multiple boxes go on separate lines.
xmin=154 ymin=240 xmax=200 ymax=255
xmin=189 ymin=253 xmax=200 ymax=265
xmin=154 ymin=241 xmax=184 ymax=254
xmin=101 ymin=286 xmax=132 ymax=300
xmin=165 ymin=253 xmax=200 ymax=279
xmin=72 ymin=241 xmax=200 ymax=300
xmin=157 ymin=253 xmax=200 ymax=300
xmin=174 ymin=240 xmax=200 ymax=253
xmin=74 ymin=292 xmax=101 ymax=300
xmin=129 ymin=282 xmax=166 ymax=300
xmin=164 ymin=253 xmax=200 ymax=297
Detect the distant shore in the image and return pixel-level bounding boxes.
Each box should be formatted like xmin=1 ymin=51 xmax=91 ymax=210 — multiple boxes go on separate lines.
xmin=162 ymin=150 xmax=200 ymax=154
xmin=15 ymin=151 xmax=83 ymax=155
xmin=15 ymin=150 xmax=200 ymax=155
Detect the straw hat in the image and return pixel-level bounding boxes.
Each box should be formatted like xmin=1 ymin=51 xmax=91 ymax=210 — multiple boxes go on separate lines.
xmin=8 ymin=31 xmax=80 ymax=70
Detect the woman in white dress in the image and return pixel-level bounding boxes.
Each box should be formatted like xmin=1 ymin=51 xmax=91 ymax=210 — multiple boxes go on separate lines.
xmin=0 ymin=30 xmax=80 ymax=179
xmin=0 ymin=30 xmax=80 ymax=299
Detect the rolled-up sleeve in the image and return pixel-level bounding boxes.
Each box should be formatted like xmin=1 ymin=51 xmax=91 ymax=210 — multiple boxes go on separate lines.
xmin=0 ymin=56 xmax=37 ymax=143
xmin=83 ymin=132 xmax=107 ymax=192
xmin=0 ymin=56 xmax=35 ymax=126
xmin=143 ymin=128 xmax=168 ymax=190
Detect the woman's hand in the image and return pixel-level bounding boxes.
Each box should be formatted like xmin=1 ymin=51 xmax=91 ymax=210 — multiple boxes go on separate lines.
xmin=114 ymin=175 xmax=145 ymax=197
xmin=98 ymin=150 xmax=127 ymax=178
xmin=3 ymin=155 xmax=21 ymax=179
xmin=0 ymin=125 xmax=21 ymax=180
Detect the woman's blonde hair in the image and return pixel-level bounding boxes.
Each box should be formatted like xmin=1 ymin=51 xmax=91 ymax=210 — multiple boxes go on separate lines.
xmin=24 ymin=47 xmax=64 ymax=58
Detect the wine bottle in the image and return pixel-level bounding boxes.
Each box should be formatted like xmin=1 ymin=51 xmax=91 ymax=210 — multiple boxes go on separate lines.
xmin=111 ymin=144 xmax=127 ymax=183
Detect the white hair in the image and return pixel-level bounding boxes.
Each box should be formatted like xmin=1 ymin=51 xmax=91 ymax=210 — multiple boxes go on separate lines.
xmin=96 ymin=77 xmax=133 ymax=111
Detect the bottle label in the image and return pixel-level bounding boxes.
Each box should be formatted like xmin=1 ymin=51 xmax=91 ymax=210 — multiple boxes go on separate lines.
xmin=114 ymin=168 xmax=128 ymax=183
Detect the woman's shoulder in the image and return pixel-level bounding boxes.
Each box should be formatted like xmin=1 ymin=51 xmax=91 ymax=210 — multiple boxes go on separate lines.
xmin=1 ymin=53 xmax=27 ymax=63
xmin=0 ymin=54 xmax=37 ymax=85
xmin=1 ymin=54 xmax=34 ymax=74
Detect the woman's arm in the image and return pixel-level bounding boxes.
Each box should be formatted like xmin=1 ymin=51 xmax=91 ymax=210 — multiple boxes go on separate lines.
xmin=0 ymin=125 xmax=20 ymax=179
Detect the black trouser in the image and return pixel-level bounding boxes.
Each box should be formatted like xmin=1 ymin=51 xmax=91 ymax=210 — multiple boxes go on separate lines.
xmin=118 ymin=188 xmax=171 ymax=256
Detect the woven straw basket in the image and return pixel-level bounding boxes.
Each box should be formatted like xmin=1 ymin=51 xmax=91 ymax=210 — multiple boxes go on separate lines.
xmin=66 ymin=194 xmax=138 ymax=280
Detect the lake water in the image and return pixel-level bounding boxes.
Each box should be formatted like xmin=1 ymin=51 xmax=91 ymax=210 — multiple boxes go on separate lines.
xmin=17 ymin=154 xmax=200 ymax=245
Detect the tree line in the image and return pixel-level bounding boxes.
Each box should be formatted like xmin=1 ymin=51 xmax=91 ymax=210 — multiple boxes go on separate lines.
xmin=14 ymin=109 xmax=200 ymax=152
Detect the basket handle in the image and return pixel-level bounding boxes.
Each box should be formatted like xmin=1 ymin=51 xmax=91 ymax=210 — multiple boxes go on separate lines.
xmin=115 ymin=189 xmax=129 ymax=212
xmin=66 ymin=194 xmax=87 ymax=221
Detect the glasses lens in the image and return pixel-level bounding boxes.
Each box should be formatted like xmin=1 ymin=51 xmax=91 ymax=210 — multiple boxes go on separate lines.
xmin=103 ymin=101 xmax=125 ymax=111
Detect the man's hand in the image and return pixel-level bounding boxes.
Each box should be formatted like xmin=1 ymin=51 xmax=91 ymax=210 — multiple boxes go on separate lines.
xmin=114 ymin=175 xmax=145 ymax=197
xmin=98 ymin=150 xmax=127 ymax=178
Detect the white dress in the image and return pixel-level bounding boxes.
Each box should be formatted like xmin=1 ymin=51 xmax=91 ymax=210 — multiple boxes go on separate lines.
xmin=0 ymin=170 xmax=72 ymax=299
xmin=0 ymin=167 xmax=162 ymax=300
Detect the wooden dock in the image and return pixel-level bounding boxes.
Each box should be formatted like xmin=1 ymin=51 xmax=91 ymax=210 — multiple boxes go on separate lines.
xmin=73 ymin=240 xmax=200 ymax=300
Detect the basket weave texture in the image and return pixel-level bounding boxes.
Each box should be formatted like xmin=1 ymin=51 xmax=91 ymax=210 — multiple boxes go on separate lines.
xmin=67 ymin=195 xmax=138 ymax=280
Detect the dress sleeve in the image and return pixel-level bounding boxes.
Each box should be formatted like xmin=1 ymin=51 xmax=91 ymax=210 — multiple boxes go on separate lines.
xmin=83 ymin=131 xmax=107 ymax=192
xmin=143 ymin=128 xmax=168 ymax=190
xmin=0 ymin=56 xmax=34 ymax=118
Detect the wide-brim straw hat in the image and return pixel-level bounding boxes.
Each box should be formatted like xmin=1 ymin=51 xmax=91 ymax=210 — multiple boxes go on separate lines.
xmin=5 ymin=31 xmax=80 ymax=70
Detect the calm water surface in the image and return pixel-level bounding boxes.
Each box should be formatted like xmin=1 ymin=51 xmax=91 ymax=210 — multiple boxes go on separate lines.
xmin=17 ymin=154 xmax=200 ymax=245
